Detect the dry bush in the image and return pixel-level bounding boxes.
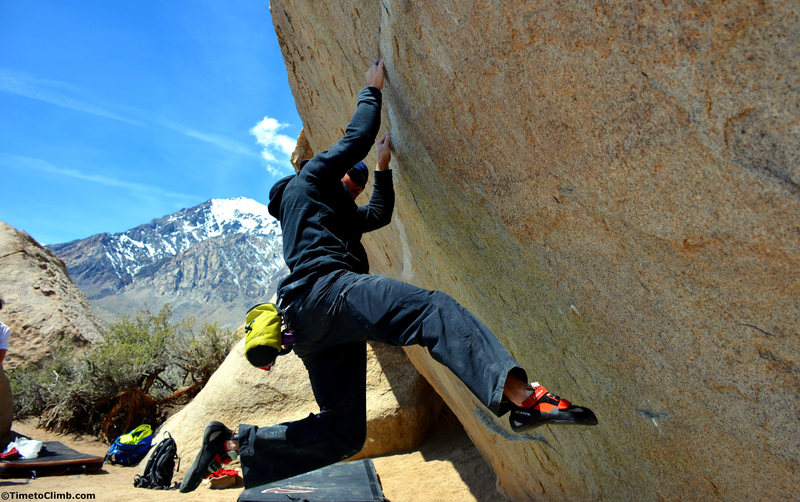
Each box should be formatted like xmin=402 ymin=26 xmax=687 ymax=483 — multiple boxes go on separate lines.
xmin=9 ymin=304 xmax=236 ymax=441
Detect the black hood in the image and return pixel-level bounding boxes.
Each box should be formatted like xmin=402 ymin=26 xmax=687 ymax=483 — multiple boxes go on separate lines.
xmin=268 ymin=174 xmax=296 ymax=219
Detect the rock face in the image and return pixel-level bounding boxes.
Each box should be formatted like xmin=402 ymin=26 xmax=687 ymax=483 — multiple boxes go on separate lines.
xmin=290 ymin=128 xmax=314 ymax=171
xmin=270 ymin=1 xmax=799 ymax=500
xmin=0 ymin=221 xmax=105 ymax=370
xmin=156 ymin=335 xmax=441 ymax=477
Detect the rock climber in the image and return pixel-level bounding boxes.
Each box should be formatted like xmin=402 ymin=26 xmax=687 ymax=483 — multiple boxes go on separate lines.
xmin=180 ymin=58 xmax=597 ymax=493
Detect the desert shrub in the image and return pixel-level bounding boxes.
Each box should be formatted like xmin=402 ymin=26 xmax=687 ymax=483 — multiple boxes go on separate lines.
xmin=8 ymin=338 xmax=79 ymax=418
xmin=8 ymin=304 xmax=236 ymax=441
xmin=174 ymin=318 xmax=234 ymax=386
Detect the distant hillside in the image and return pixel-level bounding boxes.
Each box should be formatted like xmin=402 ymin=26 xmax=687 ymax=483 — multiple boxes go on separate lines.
xmin=49 ymin=198 xmax=287 ymax=328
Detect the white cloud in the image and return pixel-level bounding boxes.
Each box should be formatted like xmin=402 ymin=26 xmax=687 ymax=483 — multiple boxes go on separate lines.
xmin=0 ymin=67 xmax=263 ymax=160
xmin=0 ymin=67 xmax=142 ymax=125
xmin=0 ymin=154 xmax=198 ymax=202
xmin=154 ymin=115 xmax=259 ymax=158
xmin=250 ymin=116 xmax=296 ymax=176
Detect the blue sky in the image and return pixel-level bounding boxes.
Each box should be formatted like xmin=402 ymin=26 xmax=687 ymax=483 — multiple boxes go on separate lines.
xmin=0 ymin=0 xmax=301 ymax=245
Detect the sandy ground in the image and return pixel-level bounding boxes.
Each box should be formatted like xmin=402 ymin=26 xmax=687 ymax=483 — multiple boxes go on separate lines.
xmin=0 ymin=411 xmax=508 ymax=502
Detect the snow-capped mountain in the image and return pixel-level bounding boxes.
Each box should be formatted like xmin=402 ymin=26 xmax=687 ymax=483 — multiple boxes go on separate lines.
xmin=48 ymin=197 xmax=287 ymax=328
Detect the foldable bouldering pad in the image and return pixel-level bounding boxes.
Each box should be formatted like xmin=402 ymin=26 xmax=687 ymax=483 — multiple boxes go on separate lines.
xmin=238 ymin=459 xmax=385 ymax=502
xmin=0 ymin=441 xmax=104 ymax=478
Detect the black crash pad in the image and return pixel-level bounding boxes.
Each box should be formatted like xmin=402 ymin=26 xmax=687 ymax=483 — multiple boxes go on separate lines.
xmin=0 ymin=441 xmax=104 ymax=478
xmin=238 ymin=459 xmax=385 ymax=502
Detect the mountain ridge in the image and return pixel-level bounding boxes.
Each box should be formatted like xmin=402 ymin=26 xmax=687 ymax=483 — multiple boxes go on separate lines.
xmin=49 ymin=197 xmax=287 ymax=328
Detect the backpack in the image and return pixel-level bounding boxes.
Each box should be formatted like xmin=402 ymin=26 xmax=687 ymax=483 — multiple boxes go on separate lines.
xmin=244 ymin=303 xmax=294 ymax=371
xmin=105 ymin=424 xmax=153 ymax=466
xmin=133 ymin=431 xmax=180 ymax=490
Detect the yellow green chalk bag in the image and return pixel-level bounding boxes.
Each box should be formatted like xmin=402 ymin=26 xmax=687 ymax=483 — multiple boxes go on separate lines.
xmin=244 ymin=303 xmax=283 ymax=369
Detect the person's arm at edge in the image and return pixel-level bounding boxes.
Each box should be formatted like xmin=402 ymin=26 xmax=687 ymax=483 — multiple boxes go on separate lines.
xmin=0 ymin=322 xmax=8 ymax=368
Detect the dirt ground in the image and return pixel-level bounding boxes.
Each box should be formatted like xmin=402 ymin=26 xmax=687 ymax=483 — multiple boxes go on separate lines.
xmin=0 ymin=411 xmax=508 ymax=502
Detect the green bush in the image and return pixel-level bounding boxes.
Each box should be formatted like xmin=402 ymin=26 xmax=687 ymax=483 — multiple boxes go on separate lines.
xmin=8 ymin=304 xmax=236 ymax=440
xmin=8 ymin=338 xmax=79 ymax=419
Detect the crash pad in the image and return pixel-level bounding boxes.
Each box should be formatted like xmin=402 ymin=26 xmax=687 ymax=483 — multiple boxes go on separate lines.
xmin=238 ymin=459 xmax=385 ymax=502
xmin=0 ymin=441 xmax=104 ymax=478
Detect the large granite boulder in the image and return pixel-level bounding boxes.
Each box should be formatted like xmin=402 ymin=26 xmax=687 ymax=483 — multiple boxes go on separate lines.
xmin=0 ymin=221 xmax=105 ymax=370
xmin=270 ymin=1 xmax=799 ymax=499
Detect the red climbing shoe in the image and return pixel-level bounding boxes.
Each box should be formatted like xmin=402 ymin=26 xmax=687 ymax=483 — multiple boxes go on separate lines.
xmin=509 ymin=382 xmax=598 ymax=432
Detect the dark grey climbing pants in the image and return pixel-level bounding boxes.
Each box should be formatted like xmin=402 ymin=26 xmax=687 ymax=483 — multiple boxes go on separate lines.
xmin=237 ymin=270 xmax=525 ymax=488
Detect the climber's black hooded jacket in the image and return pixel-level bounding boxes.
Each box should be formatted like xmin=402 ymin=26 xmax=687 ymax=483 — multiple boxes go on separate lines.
xmin=267 ymin=87 xmax=394 ymax=303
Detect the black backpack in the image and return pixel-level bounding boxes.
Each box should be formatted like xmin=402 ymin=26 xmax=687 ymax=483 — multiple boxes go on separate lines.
xmin=133 ymin=431 xmax=180 ymax=490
